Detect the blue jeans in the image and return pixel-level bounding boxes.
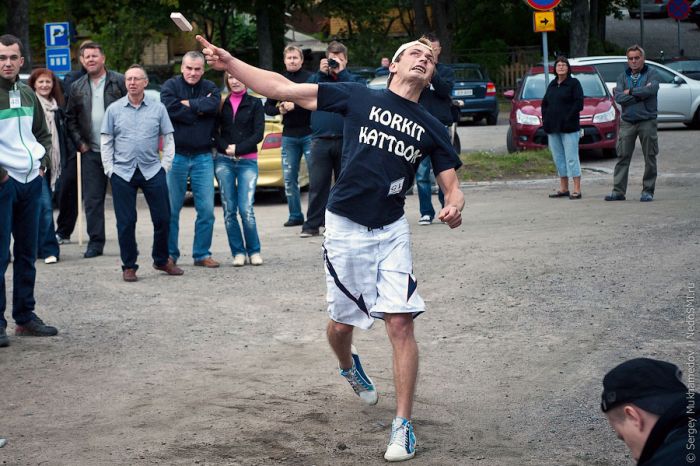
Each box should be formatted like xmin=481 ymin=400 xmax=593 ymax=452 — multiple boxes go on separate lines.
xmin=111 ymin=168 xmax=170 ymax=271
xmin=37 ymin=175 xmax=59 ymax=259
xmin=214 ymin=156 xmax=261 ymax=256
xmin=548 ymin=132 xmax=581 ymax=178
xmin=282 ymin=134 xmax=312 ymax=222
xmin=1 ymin=176 xmax=41 ymax=328
xmin=416 ymin=158 xmax=444 ymax=219
xmin=166 ymin=153 xmax=215 ymax=262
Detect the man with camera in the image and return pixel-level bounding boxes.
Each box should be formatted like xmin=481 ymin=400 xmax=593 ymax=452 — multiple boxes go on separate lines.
xmin=300 ymin=41 xmax=365 ymax=238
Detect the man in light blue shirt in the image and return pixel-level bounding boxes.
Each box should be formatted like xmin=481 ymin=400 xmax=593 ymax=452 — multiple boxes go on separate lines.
xmin=101 ymin=64 xmax=183 ymax=282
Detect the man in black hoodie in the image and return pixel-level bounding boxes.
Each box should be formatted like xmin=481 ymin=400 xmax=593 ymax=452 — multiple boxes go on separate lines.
xmin=161 ymin=51 xmax=221 ymax=268
xmin=601 ymin=357 xmax=697 ymax=465
xmin=264 ymin=45 xmax=312 ymax=227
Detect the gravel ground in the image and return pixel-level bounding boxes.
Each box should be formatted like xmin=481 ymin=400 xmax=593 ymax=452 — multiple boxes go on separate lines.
xmin=1 ymin=126 xmax=698 ymax=465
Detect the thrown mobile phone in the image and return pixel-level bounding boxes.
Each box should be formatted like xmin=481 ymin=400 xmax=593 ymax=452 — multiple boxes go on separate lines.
xmin=170 ymin=12 xmax=193 ymax=32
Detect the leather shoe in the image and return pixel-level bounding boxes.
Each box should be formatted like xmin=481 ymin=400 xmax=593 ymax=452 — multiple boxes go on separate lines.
xmin=604 ymin=193 xmax=626 ymax=201
xmin=284 ymin=219 xmax=304 ymax=227
xmin=84 ymin=248 xmax=103 ymax=258
xmin=123 ymin=268 xmax=138 ymax=282
xmin=15 ymin=316 xmax=58 ymax=336
xmin=153 ymin=258 xmax=184 ymax=276
xmin=194 ymin=257 xmax=220 ymax=268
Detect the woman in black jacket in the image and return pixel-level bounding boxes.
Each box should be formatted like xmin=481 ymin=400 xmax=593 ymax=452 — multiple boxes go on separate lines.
xmin=214 ymin=72 xmax=265 ymax=266
xmin=29 ymin=68 xmax=71 ymax=263
xmin=542 ymin=56 xmax=584 ymax=199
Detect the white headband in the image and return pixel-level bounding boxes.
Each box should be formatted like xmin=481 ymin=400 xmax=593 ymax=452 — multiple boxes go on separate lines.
xmin=391 ymin=40 xmax=433 ymax=63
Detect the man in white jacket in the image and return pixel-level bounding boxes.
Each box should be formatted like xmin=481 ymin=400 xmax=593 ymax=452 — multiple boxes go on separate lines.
xmin=0 ymin=34 xmax=59 ymax=348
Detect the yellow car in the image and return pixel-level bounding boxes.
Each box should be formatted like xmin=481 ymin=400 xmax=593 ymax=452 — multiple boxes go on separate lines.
xmin=256 ymin=114 xmax=310 ymax=197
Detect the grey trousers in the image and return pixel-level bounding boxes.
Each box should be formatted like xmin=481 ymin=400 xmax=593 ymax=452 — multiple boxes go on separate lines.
xmin=613 ymin=119 xmax=658 ymax=196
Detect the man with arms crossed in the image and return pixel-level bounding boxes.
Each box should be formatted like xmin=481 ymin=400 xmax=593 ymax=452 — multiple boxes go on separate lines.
xmin=160 ymin=52 xmax=221 ymax=268
xmin=196 ymin=35 xmax=464 ymax=461
xmin=605 ymin=44 xmax=660 ymax=203
xmin=101 ymin=65 xmax=184 ymax=282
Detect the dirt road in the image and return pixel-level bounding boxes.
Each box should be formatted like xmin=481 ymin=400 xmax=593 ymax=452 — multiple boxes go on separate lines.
xmin=1 ymin=127 xmax=699 ymax=465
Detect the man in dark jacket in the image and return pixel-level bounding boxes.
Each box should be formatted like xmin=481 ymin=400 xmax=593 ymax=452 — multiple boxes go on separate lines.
xmin=1 ymin=35 xmax=59 ymax=347
xmin=264 ymin=45 xmax=312 ymax=227
xmin=161 ymin=51 xmax=221 ymax=268
xmin=301 ymin=41 xmax=364 ymax=238
xmin=416 ymin=33 xmax=454 ymax=225
xmin=605 ymin=44 xmax=660 ymax=202
xmin=601 ymin=357 xmax=697 ymax=465
xmin=65 ymin=42 xmax=126 ymax=258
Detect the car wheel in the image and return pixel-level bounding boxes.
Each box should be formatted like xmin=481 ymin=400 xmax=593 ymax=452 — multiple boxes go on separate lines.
xmin=452 ymin=132 xmax=462 ymax=154
xmin=691 ymin=108 xmax=700 ymax=129
xmin=506 ymin=126 xmax=517 ymax=153
xmin=486 ymin=113 xmax=498 ymax=126
xmin=603 ymin=148 xmax=618 ymax=158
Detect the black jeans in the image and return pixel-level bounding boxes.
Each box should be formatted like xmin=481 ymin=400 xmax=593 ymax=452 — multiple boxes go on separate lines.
xmin=110 ymin=168 xmax=170 ymax=271
xmin=55 ymin=154 xmax=78 ymax=239
xmin=303 ymin=137 xmax=343 ymax=231
xmin=81 ymin=151 xmax=108 ymax=252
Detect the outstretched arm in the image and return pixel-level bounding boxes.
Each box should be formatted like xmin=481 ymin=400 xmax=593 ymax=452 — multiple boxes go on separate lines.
xmin=196 ymin=35 xmax=318 ymax=111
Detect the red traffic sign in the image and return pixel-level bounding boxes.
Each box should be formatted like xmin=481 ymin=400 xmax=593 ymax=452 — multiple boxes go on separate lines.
xmin=525 ymin=0 xmax=562 ymax=11
xmin=667 ymin=0 xmax=691 ymax=20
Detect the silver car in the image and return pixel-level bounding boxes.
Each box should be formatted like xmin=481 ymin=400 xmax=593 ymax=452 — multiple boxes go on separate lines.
xmin=569 ymin=56 xmax=700 ymax=128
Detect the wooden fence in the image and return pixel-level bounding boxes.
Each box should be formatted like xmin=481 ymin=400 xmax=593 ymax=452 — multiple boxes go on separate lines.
xmin=498 ymin=62 xmax=531 ymax=91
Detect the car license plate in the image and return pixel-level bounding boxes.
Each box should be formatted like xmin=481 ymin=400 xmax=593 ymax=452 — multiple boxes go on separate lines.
xmin=455 ymin=89 xmax=473 ymax=96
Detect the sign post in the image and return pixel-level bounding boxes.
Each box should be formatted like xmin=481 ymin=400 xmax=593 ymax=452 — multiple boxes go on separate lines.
xmin=43 ymin=22 xmax=71 ymax=77
xmin=667 ymin=0 xmax=691 ymax=56
xmin=527 ymin=0 xmax=561 ymax=87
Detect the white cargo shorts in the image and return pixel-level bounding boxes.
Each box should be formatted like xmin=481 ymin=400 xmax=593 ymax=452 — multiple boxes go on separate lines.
xmin=322 ymin=210 xmax=425 ymax=330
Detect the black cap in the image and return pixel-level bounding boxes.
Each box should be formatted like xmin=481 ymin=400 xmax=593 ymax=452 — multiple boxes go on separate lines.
xmin=601 ymin=358 xmax=687 ymax=414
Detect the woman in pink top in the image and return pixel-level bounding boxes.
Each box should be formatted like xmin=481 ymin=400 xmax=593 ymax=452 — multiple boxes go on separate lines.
xmin=214 ymin=72 xmax=265 ymax=266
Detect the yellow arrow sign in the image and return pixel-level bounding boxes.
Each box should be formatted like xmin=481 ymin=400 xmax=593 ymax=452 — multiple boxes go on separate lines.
xmin=533 ymin=11 xmax=556 ymax=33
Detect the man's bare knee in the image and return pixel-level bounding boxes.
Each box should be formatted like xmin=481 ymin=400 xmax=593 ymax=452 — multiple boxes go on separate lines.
xmin=384 ymin=314 xmax=415 ymax=341
xmin=328 ymin=320 xmax=354 ymax=337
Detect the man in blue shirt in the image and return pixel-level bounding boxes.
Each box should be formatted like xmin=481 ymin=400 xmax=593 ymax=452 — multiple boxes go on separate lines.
xmin=196 ymin=35 xmax=464 ymax=462
xmin=101 ymin=64 xmax=183 ymax=282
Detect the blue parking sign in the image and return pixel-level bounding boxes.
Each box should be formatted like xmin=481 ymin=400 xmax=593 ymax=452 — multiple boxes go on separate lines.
xmin=46 ymin=48 xmax=72 ymax=73
xmin=44 ymin=22 xmax=70 ymax=48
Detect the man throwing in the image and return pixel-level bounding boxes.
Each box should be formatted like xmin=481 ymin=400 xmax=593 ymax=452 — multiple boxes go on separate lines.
xmin=196 ymin=35 xmax=464 ymax=461
xmin=101 ymin=65 xmax=183 ymax=282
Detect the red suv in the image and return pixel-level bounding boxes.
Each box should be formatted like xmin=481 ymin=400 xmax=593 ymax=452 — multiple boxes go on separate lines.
xmin=504 ymin=65 xmax=620 ymax=157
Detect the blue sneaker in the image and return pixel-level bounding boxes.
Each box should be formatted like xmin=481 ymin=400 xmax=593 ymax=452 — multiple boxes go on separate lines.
xmin=640 ymin=193 xmax=654 ymax=202
xmin=384 ymin=417 xmax=416 ymax=461
xmin=339 ymin=344 xmax=378 ymax=405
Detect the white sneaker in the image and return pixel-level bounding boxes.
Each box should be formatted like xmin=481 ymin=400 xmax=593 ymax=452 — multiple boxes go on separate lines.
xmin=249 ymin=253 xmax=263 ymax=266
xmin=44 ymin=256 xmax=58 ymax=264
xmin=384 ymin=417 xmax=416 ymax=462
xmin=418 ymin=215 xmax=432 ymax=226
xmin=232 ymin=254 xmax=246 ymax=267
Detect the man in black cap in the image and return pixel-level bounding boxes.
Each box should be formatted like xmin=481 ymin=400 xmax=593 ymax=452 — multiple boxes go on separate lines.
xmin=601 ymin=357 xmax=696 ymax=465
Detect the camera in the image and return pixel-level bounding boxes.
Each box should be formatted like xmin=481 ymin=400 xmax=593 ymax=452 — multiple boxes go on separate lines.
xmin=327 ymin=58 xmax=340 ymax=69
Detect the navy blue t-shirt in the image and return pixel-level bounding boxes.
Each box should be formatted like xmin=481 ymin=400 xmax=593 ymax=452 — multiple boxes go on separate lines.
xmin=319 ymin=82 xmax=461 ymax=228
